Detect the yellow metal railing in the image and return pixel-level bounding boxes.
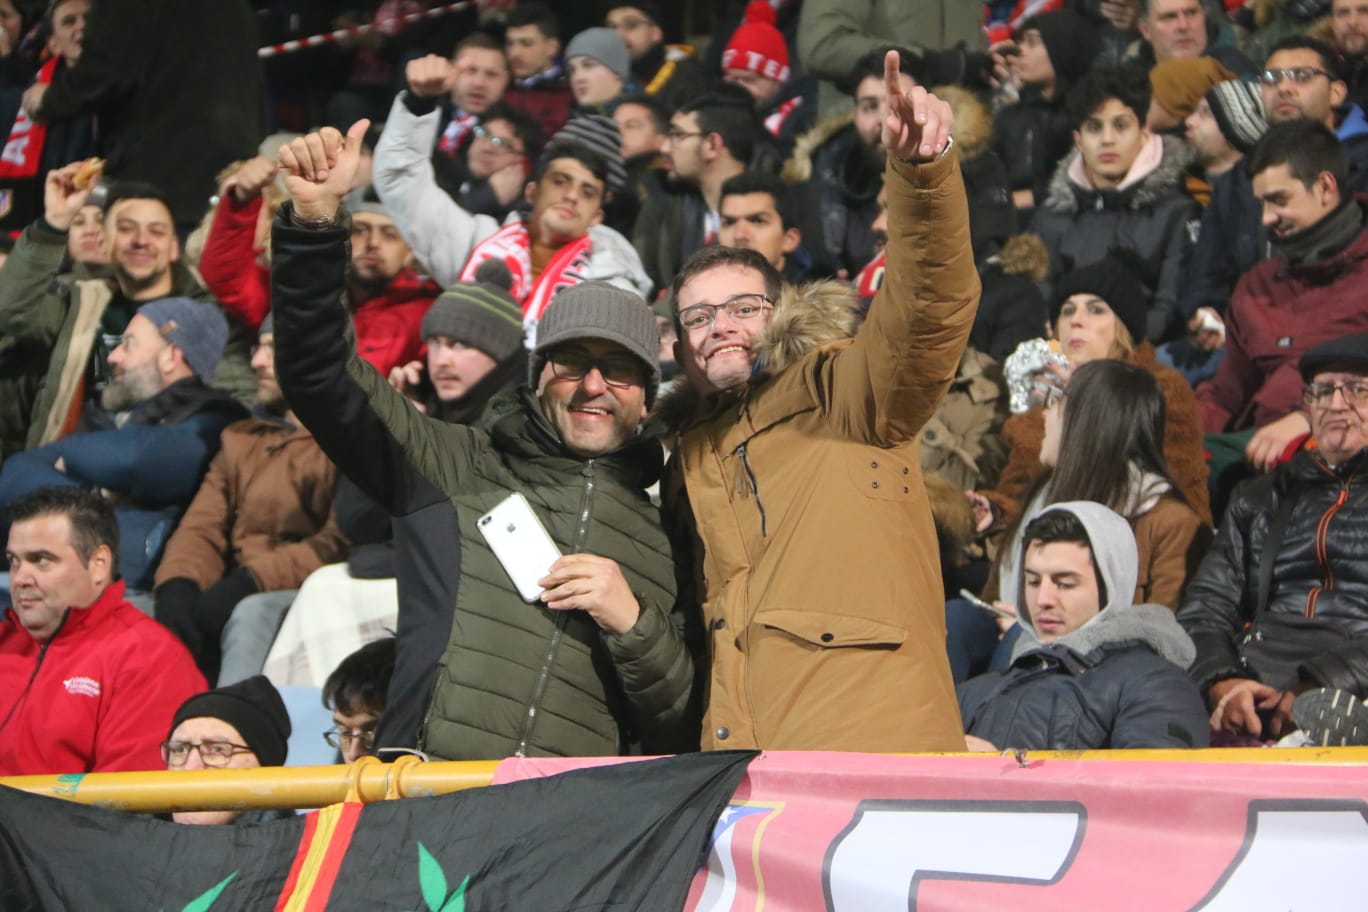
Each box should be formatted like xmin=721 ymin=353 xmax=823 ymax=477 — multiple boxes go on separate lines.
xmin=3 ymin=748 xmax=1367 ymax=815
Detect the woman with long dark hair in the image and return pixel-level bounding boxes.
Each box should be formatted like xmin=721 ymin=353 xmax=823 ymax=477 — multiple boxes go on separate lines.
xmin=949 ymin=359 xmax=1211 ymax=680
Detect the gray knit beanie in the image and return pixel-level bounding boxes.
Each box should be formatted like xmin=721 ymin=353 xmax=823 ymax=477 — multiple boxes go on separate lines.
xmin=530 ymin=281 xmax=661 ymax=405
xmin=422 ymin=260 xmax=525 ymax=362
xmin=565 ymin=27 xmax=631 ymax=83
xmin=137 ymin=297 xmax=229 ymax=383
xmin=549 ymin=115 xmax=628 ymax=195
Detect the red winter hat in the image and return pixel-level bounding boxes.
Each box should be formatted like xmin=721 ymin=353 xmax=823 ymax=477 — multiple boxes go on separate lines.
xmin=722 ymin=1 xmax=790 ymax=83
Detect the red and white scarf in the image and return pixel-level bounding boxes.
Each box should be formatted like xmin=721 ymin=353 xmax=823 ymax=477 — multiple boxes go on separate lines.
xmin=763 ymin=96 xmax=803 ymax=138
xmin=459 ymin=221 xmax=594 ymax=346
xmin=437 ymin=110 xmax=478 ymax=156
xmin=0 ymin=57 xmax=58 ymax=180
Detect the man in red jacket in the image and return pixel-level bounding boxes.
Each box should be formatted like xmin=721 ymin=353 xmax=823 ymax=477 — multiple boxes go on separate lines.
xmin=199 ymin=158 xmax=437 ymax=379
xmin=0 ymin=487 xmax=205 ymax=775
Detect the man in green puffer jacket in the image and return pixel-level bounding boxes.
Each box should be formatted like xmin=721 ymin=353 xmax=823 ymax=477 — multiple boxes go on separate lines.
xmin=269 ymin=120 xmax=699 ymax=761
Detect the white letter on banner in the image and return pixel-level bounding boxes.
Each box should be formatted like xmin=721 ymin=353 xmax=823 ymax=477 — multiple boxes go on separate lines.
xmin=1190 ymin=801 xmax=1368 ymax=911
xmin=822 ymin=800 xmax=1085 ymax=911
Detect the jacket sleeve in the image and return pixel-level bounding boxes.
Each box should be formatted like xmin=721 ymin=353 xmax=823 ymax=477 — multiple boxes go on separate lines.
xmin=1137 ymin=500 xmax=1209 ymax=611
xmin=372 ymin=92 xmax=499 ymax=288
xmin=93 ymin=630 xmax=208 ymax=773
xmin=242 ymin=458 xmax=348 ymax=592
xmin=1176 ymin=492 xmax=1259 ymax=690
xmin=982 ymin=410 xmax=1042 ymax=528
xmin=153 ymin=444 xmax=235 ymax=590
xmin=0 ymin=444 xmax=76 ymax=507
xmin=797 ymin=0 xmax=937 ymax=84
xmin=823 ymin=152 xmax=980 ymax=446
xmin=1154 ymin=362 xmax=1213 ymax=524
xmin=46 ymin=423 xmax=218 ymax=507
xmin=0 ymin=220 xmax=73 ymax=349
xmin=1148 ymin=198 xmax=1199 ymax=342
xmin=1195 ymin=273 xmax=1260 ymax=432
xmin=1178 ymin=189 xmax=1240 ymax=318
xmin=33 ymin=0 xmax=139 ymax=122
xmin=604 ymin=589 xmax=701 ymax=754
xmin=1302 ymin=643 xmax=1368 ymax=695
xmin=270 ymin=212 xmax=474 ymax=516
xmin=198 ymin=195 xmax=271 ymax=329
xmin=1110 ymin=660 xmax=1211 ymax=748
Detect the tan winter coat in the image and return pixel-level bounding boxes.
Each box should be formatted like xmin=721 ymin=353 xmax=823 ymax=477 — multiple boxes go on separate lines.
xmin=154 ymin=417 xmax=346 ymax=592
xmin=659 ymin=153 xmax=979 ymax=752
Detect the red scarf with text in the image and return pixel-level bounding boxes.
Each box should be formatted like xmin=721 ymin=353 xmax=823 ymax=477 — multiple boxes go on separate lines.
xmin=0 ymin=57 xmax=58 ymax=180
xmin=459 ymin=220 xmax=595 ymax=345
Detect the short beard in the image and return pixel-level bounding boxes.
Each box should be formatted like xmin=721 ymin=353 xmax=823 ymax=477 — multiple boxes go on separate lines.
xmin=100 ymin=363 xmax=163 ymax=413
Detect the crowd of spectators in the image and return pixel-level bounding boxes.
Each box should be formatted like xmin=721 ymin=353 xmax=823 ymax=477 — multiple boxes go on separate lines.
xmin=1 ymin=0 xmax=1367 ymax=794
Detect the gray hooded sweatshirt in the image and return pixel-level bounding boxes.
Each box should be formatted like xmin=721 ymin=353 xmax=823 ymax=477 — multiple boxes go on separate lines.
xmin=957 ymin=501 xmax=1209 ymax=750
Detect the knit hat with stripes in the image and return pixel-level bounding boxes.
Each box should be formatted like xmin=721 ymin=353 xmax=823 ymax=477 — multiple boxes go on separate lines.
xmin=1206 ymin=78 xmax=1267 ymax=154
xmin=422 ymin=260 xmax=524 ymax=362
xmin=549 ymin=114 xmax=628 ymax=195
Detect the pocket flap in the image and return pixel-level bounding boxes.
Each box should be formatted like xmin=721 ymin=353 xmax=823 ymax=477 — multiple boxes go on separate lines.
xmin=756 ymin=608 xmax=907 ymax=648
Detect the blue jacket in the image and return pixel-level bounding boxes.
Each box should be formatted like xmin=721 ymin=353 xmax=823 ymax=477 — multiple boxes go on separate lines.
xmin=0 ymin=379 xmax=246 ymax=590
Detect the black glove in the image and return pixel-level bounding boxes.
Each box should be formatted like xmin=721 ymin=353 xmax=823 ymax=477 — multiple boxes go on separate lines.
xmin=154 ymin=577 xmax=204 ymax=657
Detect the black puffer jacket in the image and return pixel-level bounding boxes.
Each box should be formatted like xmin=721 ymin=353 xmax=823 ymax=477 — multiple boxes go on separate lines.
xmin=1178 ymin=447 xmax=1368 ymax=695
xmin=783 ymin=116 xmax=882 ymax=279
xmin=990 ymin=88 xmax=1074 ymax=210
xmin=1030 ymin=135 xmax=1200 ymax=343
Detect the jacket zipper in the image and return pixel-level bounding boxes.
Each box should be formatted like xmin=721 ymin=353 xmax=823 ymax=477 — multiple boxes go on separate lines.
xmin=734 ymin=443 xmax=767 ymax=537
xmin=1306 ymin=476 xmax=1353 ymax=618
xmin=514 ymin=459 xmax=596 ymax=757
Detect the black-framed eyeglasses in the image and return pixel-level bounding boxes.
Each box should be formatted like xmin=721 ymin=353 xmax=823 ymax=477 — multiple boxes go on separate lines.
xmin=161 ymin=739 xmax=255 ymax=768
xmin=547 ymin=350 xmax=646 ymax=388
xmin=323 ymin=728 xmax=376 ymax=750
xmin=1260 ymin=67 xmax=1331 ymax=86
xmin=666 ymin=128 xmax=706 ymax=144
xmin=677 ymin=293 xmax=774 ymax=332
xmin=1303 ymin=380 xmax=1368 ymax=407
xmin=473 ymin=125 xmax=522 ymax=154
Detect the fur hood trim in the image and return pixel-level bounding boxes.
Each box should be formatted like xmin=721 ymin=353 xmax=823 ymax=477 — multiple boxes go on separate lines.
xmin=990 ymin=233 xmax=1051 ymax=281
xmin=1042 ymin=134 xmax=1193 ymax=214
xmin=650 ymin=279 xmax=860 ymax=432
xmin=781 ymin=111 xmax=854 ymax=183
xmin=781 ymin=84 xmax=992 ymax=182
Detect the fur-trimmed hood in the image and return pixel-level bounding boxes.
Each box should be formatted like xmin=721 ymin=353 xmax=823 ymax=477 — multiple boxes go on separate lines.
xmin=986 ymin=233 xmax=1051 ymax=281
xmin=1041 ymin=134 xmax=1193 ymax=214
xmin=651 ymin=279 xmax=859 ymax=433
xmin=780 ymin=84 xmax=993 ymax=184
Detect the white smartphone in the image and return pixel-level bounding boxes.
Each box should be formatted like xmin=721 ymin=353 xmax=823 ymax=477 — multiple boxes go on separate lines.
xmin=477 ymin=492 xmax=563 ymax=603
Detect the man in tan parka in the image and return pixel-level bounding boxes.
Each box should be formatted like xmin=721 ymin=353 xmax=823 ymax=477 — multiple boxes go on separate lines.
xmin=661 ymin=52 xmax=979 ymax=752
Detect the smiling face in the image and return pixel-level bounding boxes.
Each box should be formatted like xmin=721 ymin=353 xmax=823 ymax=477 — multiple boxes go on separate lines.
xmin=1308 ymin=368 xmax=1368 ymax=465
xmin=1253 ymin=162 xmax=1339 ymax=238
xmin=6 ymin=512 xmax=110 ymax=642
xmin=450 ymin=46 xmax=509 ymax=114
xmin=1261 ymin=48 xmax=1345 ymax=127
xmin=107 ymin=197 xmax=179 ymax=298
xmin=1056 ymin=294 xmax=1121 ymax=365
xmin=673 ymin=263 xmax=772 ymax=394
xmin=525 ymin=157 xmax=604 ymax=245
xmin=568 ymin=55 xmax=624 ymax=107
xmin=425 ymin=335 xmax=499 ymax=402
xmin=1074 ymin=97 xmax=1149 ymax=189
xmin=1023 ymin=539 xmax=1102 ymax=642
xmin=536 ymin=338 xmax=648 ymax=457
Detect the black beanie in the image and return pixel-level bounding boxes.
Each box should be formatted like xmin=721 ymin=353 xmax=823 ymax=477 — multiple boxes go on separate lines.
xmin=1052 ymin=250 xmax=1151 ymax=345
xmin=422 ymin=260 xmax=525 ymax=362
xmin=1020 ymin=10 xmax=1100 ymax=92
xmin=170 ymin=675 xmax=291 ymax=767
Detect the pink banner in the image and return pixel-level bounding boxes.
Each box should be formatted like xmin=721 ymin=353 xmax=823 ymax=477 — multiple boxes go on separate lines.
xmin=496 ymin=750 xmax=1368 ymax=911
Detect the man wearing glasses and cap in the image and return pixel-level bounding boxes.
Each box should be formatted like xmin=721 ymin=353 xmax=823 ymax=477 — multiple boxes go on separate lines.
xmin=656 ymin=52 xmax=977 ymax=753
xmin=266 ymin=119 xmax=696 ymax=762
xmin=1180 ymin=332 xmax=1368 ymax=747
